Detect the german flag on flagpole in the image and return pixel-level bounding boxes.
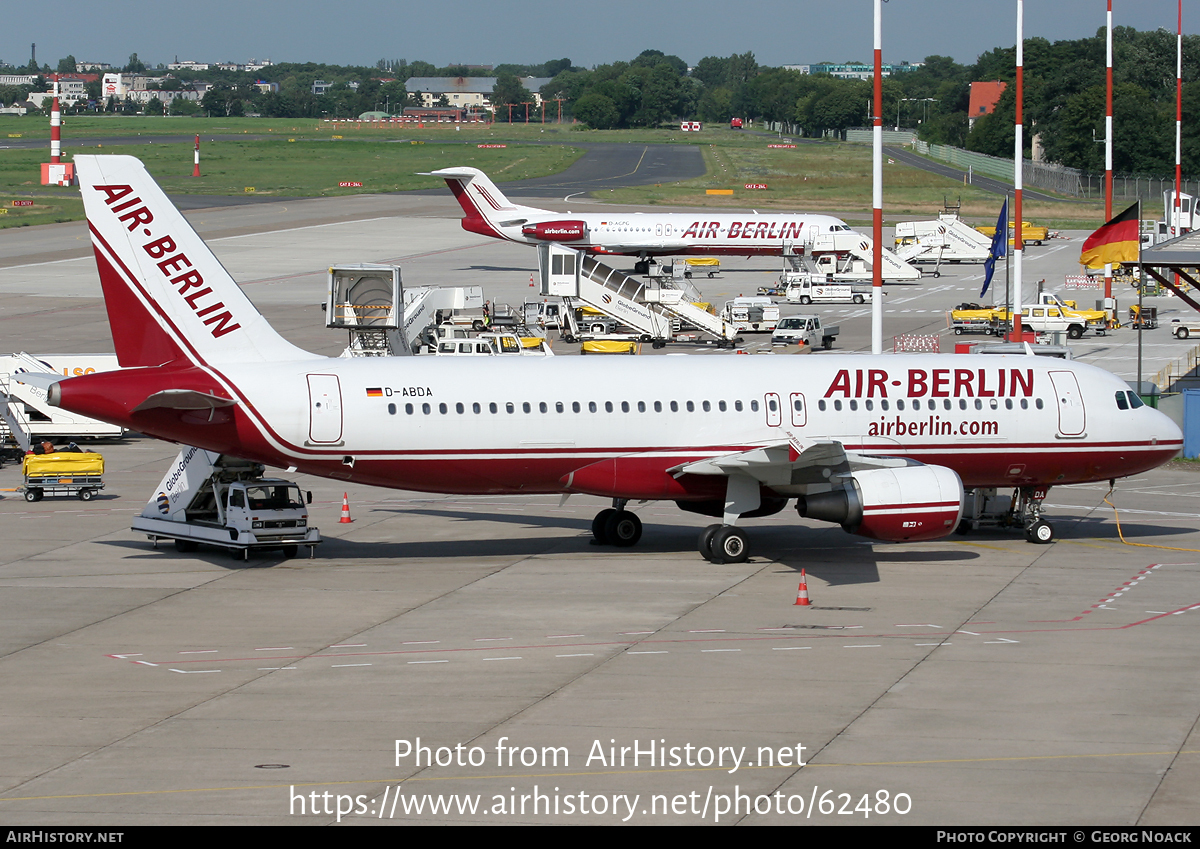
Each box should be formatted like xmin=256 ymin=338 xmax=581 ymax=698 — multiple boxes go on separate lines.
xmin=1080 ymin=201 xmax=1140 ymax=269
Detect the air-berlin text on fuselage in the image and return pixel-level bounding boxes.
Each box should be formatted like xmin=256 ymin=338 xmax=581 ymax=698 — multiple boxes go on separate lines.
xmin=93 ymin=184 xmax=241 ymax=339
xmin=824 ymin=368 xmax=1035 ymax=399
xmin=681 ymin=221 xmax=806 ymax=240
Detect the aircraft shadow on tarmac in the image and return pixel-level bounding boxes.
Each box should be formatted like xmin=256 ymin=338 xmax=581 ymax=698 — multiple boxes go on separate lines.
xmin=94 ymin=511 xmax=1193 ymax=574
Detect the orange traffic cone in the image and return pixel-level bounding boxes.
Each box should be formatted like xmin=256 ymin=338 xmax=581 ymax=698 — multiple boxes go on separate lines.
xmin=339 ymin=492 xmax=354 ymax=523
xmin=794 ymin=569 xmax=811 ymax=606
xmin=529 ymin=273 xmax=536 ymax=287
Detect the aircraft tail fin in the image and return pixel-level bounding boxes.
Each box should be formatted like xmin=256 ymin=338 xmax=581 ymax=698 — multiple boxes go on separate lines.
xmin=75 ymin=155 xmax=312 ymax=369
xmin=423 ymin=166 xmax=544 ymax=238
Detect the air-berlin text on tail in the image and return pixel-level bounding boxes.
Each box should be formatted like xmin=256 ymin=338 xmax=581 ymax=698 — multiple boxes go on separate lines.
xmin=825 ymin=368 xmax=1035 ymax=399
xmin=93 ymin=184 xmax=241 ymax=339
xmin=681 ymin=221 xmax=806 ymax=240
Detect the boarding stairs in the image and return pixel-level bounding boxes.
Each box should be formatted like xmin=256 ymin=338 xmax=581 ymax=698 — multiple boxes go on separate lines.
xmin=811 ymin=232 xmax=922 ymax=281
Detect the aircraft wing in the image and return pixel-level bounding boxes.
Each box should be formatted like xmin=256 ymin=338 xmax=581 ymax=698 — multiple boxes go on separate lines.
xmin=669 ymin=440 xmax=914 ymax=488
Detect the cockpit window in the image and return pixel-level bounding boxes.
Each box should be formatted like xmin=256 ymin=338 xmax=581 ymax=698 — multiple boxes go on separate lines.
xmin=1126 ymin=391 xmax=1145 ymax=409
xmin=1115 ymin=391 xmax=1129 ymax=411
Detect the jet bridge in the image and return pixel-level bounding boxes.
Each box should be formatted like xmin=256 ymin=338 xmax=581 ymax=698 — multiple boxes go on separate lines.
xmin=537 ymin=244 xmax=738 ymax=345
xmin=327 ymin=264 xmax=484 ymax=356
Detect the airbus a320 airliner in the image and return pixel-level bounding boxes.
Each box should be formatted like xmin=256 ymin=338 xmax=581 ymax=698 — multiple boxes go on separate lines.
xmin=41 ymin=156 xmax=1183 ymax=562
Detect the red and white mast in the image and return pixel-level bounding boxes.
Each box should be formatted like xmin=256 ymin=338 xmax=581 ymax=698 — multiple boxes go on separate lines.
xmin=193 ymin=135 xmax=201 ymax=178
xmin=871 ymin=0 xmax=883 ymax=355
xmin=1012 ymin=0 xmax=1024 ymax=339
xmin=49 ymin=79 xmax=61 ymax=165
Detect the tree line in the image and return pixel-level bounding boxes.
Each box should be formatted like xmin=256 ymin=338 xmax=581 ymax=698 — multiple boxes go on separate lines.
xmin=8 ymin=29 xmax=1200 ymax=178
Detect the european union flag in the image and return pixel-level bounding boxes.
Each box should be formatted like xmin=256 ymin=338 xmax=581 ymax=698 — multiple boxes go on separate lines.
xmin=981 ymin=198 xmax=1007 ymax=298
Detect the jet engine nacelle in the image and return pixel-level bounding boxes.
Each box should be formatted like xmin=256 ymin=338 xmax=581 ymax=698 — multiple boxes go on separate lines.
xmin=522 ymin=220 xmax=587 ymax=241
xmin=796 ymin=465 xmax=964 ymax=542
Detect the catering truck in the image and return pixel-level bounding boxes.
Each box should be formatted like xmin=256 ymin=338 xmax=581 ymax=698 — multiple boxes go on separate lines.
xmin=132 ymin=446 xmax=320 ymax=559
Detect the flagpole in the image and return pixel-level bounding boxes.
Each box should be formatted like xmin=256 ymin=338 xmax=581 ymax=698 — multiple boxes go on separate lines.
xmin=1137 ymin=198 xmax=1143 ymax=398
xmin=1012 ymin=0 xmax=1024 ymax=341
xmin=1005 ymin=193 xmax=1011 ymax=320
xmin=871 ymin=0 xmax=884 ymax=355
xmin=1176 ymin=0 xmax=1183 ymax=237
xmin=1104 ymin=0 xmax=1113 ymax=302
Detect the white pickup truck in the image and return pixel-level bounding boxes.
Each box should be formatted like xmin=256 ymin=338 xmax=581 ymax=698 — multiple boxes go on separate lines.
xmin=771 ymin=315 xmax=840 ymax=349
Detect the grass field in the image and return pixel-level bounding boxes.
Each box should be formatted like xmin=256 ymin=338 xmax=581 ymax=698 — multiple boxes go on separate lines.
xmin=0 ymin=138 xmax=583 ymax=227
xmin=0 ymin=115 xmax=1109 ymax=230
xmin=604 ymin=135 xmax=1107 ymax=229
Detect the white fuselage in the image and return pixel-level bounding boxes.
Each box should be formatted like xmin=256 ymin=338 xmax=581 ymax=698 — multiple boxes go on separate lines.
xmin=171 ymin=352 xmax=1179 ymax=499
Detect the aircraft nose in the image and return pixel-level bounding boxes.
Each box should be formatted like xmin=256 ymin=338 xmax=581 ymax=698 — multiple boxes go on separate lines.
xmin=1148 ymin=405 xmax=1183 ymax=450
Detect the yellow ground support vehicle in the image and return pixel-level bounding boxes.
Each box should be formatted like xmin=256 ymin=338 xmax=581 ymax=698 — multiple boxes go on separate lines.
xmin=580 ymin=339 xmax=638 ymax=355
xmin=949 ymin=305 xmax=1011 ymax=336
xmin=975 ymin=221 xmax=1051 ymax=246
xmin=683 ymin=257 xmax=721 ymax=278
xmin=22 ymin=451 xmax=105 ymax=501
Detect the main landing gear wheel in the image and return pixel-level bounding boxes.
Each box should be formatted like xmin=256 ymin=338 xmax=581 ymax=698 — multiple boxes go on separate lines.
xmin=710 ymin=526 xmax=750 ymax=563
xmin=698 ymin=524 xmax=722 ymax=561
xmin=592 ymin=508 xmax=617 ymax=544
xmin=605 ymin=511 xmax=642 ymax=547
xmin=699 ymin=524 xmax=750 ymax=563
xmin=592 ymin=509 xmax=642 ymax=547
xmin=1026 ymin=520 xmax=1054 ymax=544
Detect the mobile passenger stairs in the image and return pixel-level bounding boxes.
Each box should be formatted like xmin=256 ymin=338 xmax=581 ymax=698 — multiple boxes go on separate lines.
xmin=537 ymin=244 xmax=741 ymax=348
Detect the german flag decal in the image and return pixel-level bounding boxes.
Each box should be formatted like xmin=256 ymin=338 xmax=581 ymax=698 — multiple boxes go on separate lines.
xmin=365 ymin=387 xmax=383 ymax=397
xmin=1080 ymin=202 xmax=1139 ymax=269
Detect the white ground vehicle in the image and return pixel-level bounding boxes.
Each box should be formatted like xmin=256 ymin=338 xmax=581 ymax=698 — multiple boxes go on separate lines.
xmin=721 ymin=297 xmax=780 ymax=333
xmin=131 ymin=447 xmax=320 ymax=560
xmin=1171 ymin=317 xmax=1200 ymax=339
xmin=1016 ymin=306 xmax=1091 ymax=340
xmin=779 ymin=273 xmax=871 ymax=305
xmin=435 ymin=331 xmax=554 ymax=356
xmin=771 ymin=315 xmax=840 ymax=349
